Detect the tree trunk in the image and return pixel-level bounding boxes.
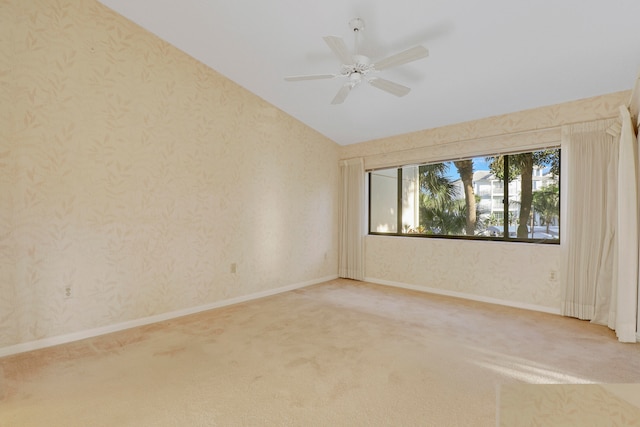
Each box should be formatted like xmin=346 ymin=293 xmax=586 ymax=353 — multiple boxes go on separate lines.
xmin=454 ymin=159 xmax=476 ymax=236
xmin=517 ymin=153 xmax=533 ymax=238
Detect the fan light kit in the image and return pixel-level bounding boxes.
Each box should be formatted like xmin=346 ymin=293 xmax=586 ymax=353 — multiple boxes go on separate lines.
xmin=284 ymin=18 xmax=429 ymax=104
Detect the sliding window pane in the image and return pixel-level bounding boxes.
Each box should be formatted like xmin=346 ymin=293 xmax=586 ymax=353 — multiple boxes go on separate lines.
xmin=370 ymin=168 xmax=397 ymax=233
xmin=418 ymin=161 xmax=461 ymax=235
xmin=401 ymin=166 xmax=420 ymax=233
xmin=418 ymin=157 xmax=488 ymax=237
xmin=485 ymin=149 xmax=560 ymax=240
xmin=525 ymin=149 xmax=560 ymax=240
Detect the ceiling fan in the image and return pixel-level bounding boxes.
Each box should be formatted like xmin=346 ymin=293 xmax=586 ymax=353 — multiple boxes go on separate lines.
xmin=284 ymin=18 xmax=429 ymax=104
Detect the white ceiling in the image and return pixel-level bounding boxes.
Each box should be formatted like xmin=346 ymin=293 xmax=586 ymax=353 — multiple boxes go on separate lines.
xmin=96 ymin=0 xmax=640 ymax=145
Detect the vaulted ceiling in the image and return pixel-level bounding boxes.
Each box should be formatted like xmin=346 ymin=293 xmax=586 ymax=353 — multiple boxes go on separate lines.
xmin=97 ymin=0 xmax=640 ymax=145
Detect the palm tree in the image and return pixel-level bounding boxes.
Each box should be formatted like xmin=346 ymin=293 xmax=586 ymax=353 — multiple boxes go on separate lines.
xmin=418 ymin=163 xmax=459 ymax=234
xmin=419 ymin=163 xmax=456 ymax=199
xmin=532 ymin=184 xmax=559 ymax=234
xmin=453 ymin=159 xmax=476 ymax=235
xmin=488 ymin=150 xmax=559 ymax=238
xmin=419 ymin=194 xmax=467 ymax=235
xmin=418 ymin=162 xmax=487 ymax=236
xmin=512 ymin=153 xmax=534 ymax=238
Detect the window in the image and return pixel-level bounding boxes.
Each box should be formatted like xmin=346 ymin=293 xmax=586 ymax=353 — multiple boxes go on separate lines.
xmin=368 ymin=148 xmax=560 ymax=243
xmin=370 ymin=168 xmax=398 ymax=233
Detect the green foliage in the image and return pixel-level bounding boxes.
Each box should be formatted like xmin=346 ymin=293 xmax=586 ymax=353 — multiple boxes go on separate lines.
xmin=419 ymin=194 xmax=467 ymax=235
xmin=487 ymin=149 xmax=559 ymax=181
xmin=532 ymin=184 xmax=560 ymax=232
xmin=418 ymin=163 xmax=456 ymax=200
xmin=417 ymin=162 xmax=484 ymax=235
xmin=487 ymin=149 xmax=559 ymax=238
xmin=534 ymin=149 xmax=560 ymax=176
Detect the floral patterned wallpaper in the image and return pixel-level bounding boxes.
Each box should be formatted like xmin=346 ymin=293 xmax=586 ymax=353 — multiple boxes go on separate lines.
xmin=1 ymin=0 xmax=339 ymax=349
xmin=365 ymin=236 xmax=562 ymax=311
xmin=2 ymin=0 xmax=631 ymax=350
xmin=341 ymin=91 xmax=629 ymax=311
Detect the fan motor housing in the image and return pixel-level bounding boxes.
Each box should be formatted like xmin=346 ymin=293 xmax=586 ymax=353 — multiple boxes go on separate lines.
xmin=340 ymin=55 xmax=372 ymax=77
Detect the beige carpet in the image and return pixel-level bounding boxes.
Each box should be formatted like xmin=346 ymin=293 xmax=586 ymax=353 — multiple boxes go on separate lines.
xmin=2 ymin=279 xmax=640 ymax=426
xmin=499 ymin=384 xmax=640 ymax=426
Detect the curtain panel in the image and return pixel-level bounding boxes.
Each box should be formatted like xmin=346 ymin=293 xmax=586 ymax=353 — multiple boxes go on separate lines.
xmin=561 ymin=119 xmax=618 ymax=321
xmin=338 ymin=158 xmax=365 ymax=280
xmin=613 ymin=106 xmax=639 ymax=342
xmin=561 ymin=116 xmax=639 ymax=342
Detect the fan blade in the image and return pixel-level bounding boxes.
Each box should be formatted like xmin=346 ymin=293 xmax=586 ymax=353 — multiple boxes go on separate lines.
xmin=323 ymin=36 xmax=353 ymax=65
xmin=373 ymin=45 xmax=429 ymax=71
xmin=284 ymin=74 xmax=336 ymax=81
xmin=368 ymin=77 xmax=411 ymax=97
xmin=331 ymin=83 xmax=352 ymax=105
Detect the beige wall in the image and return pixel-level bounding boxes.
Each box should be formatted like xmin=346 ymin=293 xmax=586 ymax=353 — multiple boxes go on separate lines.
xmin=0 ymin=0 xmax=339 ymax=349
xmin=2 ymin=0 xmax=632 ymax=351
xmin=341 ymin=91 xmax=629 ymax=311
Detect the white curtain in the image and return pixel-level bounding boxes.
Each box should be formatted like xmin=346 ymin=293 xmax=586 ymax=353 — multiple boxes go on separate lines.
xmin=561 ymin=116 xmax=639 ymax=342
xmin=338 ymin=158 xmax=365 ymax=280
xmin=561 ymin=119 xmax=618 ymax=321
xmin=612 ymin=106 xmax=639 ymax=342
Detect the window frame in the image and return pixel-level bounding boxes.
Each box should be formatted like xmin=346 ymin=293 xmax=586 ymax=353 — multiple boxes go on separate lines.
xmin=367 ymin=149 xmax=561 ymax=245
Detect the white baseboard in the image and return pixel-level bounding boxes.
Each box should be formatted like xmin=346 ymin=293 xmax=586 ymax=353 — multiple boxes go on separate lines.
xmin=0 ymin=275 xmax=338 ymax=358
xmin=365 ymin=277 xmax=562 ymax=316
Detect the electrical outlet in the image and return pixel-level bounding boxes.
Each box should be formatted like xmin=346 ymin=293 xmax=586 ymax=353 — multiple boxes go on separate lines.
xmin=230 ymin=263 xmax=237 ymax=274
xmin=64 ymin=286 xmax=73 ymax=299
xmin=549 ymin=270 xmax=558 ymax=281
